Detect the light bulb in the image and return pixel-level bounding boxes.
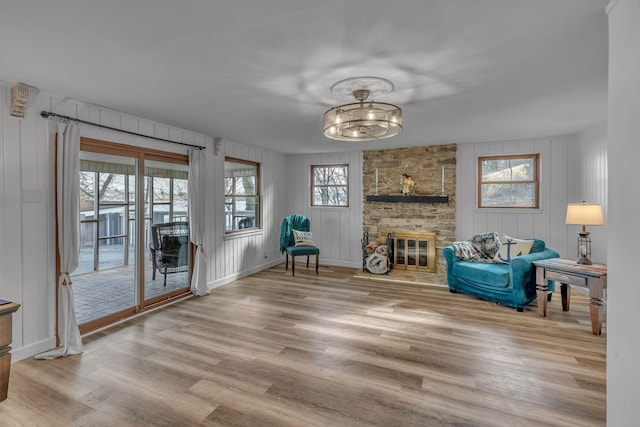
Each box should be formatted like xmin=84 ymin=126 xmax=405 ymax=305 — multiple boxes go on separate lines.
xmin=333 ymin=108 xmax=342 ymax=125
xmin=367 ymin=103 xmax=375 ymax=120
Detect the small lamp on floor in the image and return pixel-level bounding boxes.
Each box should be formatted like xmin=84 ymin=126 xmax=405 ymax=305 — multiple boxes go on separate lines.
xmin=566 ymin=201 xmax=604 ymax=265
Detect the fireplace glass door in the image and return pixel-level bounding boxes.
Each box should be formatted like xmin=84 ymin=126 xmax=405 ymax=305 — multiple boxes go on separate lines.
xmin=393 ymin=232 xmax=436 ymax=272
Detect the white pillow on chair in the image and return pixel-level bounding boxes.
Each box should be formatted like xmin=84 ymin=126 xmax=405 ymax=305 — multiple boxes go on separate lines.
xmin=292 ymin=229 xmax=315 ymax=246
xmin=494 ymin=235 xmax=534 ymax=263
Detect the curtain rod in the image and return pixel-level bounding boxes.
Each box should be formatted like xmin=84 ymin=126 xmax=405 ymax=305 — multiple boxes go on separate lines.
xmin=40 ymin=111 xmax=206 ymax=150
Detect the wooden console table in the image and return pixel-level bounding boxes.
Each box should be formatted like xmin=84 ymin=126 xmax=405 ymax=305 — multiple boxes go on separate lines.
xmin=0 ymin=301 xmax=20 ymax=401
xmin=533 ymin=258 xmax=607 ymax=335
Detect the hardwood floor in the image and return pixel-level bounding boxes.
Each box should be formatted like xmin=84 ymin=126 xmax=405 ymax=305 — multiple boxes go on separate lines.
xmin=0 ymin=265 xmax=606 ymax=426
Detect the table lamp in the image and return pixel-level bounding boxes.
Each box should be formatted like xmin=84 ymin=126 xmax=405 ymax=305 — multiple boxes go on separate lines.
xmin=565 ymin=201 xmax=604 ymax=265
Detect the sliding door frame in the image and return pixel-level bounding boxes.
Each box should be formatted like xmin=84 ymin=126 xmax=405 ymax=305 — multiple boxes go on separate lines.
xmin=75 ymin=137 xmax=191 ymax=333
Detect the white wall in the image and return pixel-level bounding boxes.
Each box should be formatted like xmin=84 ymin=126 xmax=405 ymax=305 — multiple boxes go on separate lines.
xmin=568 ymin=122 xmax=608 ymax=263
xmin=607 ymin=0 xmax=640 ymax=423
xmin=0 ymin=85 xmax=288 ymax=360
xmin=1 ymin=84 xmax=56 ymax=360
xmin=288 ymin=151 xmax=364 ymax=268
xmin=209 ymin=140 xmax=289 ymax=286
xmin=456 ymin=136 xmax=570 ymax=255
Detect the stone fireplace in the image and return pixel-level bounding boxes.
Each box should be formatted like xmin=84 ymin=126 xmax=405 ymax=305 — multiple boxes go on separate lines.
xmin=363 ymin=145 xmax=456 ymax=284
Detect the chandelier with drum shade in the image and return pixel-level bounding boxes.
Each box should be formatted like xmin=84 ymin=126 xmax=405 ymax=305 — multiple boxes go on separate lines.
xmin=323 ymin=77 xmax=402 ymax=142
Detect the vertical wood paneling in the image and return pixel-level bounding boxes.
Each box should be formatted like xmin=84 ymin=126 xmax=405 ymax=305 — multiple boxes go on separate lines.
xmin=2 ymin=87 xmax=25 ymax=315
xmin=121 ymin=115 xmax=139 ymax=134
xmin=287 ymin=151 xmax=363 ymax=268
xmin=457 ymin=136 xmax=570 ymax=253
xmin=211 ymin=148 xmax=224 ymax=282
xmin=0 ymin=85 xmax=11 ymax=339
xmin=545 ymin=137 xmax=569 ymax=256
xmin=568 ymin=123 xmax=607 ymax=263
xmin=153 ymin=123 xmax=170 ymax=141
xmin=456 ymin=143 xmax=475 ymax=239
xmin=211 ymin=139 xmax=288 ymax=285
xmin=139 ymin=119 xmax=155 ymax=137
xmin=0 ymin=86 xmax=6 ymax=305
xmin=19 ymin=97 xmax=49 ymax=346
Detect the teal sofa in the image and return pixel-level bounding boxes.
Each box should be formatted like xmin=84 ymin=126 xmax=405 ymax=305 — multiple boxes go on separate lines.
xmin=443 ymin=239 xmax=559 ymax=311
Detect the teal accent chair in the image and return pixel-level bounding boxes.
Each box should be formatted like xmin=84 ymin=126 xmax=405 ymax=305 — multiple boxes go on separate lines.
xmin=279 ymin=214 xmax=319 ymax=276
xmin=443 ymin=238 xmax=558 ymax=311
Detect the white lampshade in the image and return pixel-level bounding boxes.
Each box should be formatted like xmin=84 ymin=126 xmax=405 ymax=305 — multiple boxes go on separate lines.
xmin=566 ymin=203 xmax=604 ymax=225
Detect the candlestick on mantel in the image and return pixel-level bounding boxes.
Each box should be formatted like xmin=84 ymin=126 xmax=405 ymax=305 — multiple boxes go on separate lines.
xmin=441 ymin=166 xmax=445 ymax=195
xmin=375 ymin=168 xmax=379 ymax=195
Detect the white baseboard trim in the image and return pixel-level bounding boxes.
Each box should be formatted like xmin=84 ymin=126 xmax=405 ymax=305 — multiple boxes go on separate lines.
xmin=11 ymin=337 xmax=57 ymax=362
xmin=209 ymin=258 xmax=283 ymax=289
xmin=209 ymin=257 xmax=361 ymax=289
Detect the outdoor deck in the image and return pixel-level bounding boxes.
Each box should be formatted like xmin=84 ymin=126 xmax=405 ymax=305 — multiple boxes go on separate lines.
xmin=72 ymin=254 xmax=189 ymax=325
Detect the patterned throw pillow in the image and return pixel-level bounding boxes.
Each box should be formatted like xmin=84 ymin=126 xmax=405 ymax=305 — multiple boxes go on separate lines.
xmin=470 ymin=231 xmax=502 ymax=260
xmin=292 ymin=229 xmax=315 ymax=246
xmin=494 ymin=235 xmax=534 ymax=263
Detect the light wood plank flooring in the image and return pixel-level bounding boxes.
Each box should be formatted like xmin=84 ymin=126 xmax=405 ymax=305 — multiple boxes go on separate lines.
xmin=0 ymin=265 xmax=606 ymax=426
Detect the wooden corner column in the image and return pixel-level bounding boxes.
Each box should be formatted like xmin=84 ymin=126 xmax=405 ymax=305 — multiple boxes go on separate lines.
xmin=0 ymin=302 xmax=20 ymax=402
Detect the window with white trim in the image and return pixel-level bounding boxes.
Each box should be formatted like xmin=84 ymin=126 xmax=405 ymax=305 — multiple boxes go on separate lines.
xmin=224 ymin=158 xmax=260 ymax=232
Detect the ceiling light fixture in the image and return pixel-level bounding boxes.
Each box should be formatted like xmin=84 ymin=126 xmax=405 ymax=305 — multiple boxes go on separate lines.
xmin=323 ymin=77 xmax=402 ymax=142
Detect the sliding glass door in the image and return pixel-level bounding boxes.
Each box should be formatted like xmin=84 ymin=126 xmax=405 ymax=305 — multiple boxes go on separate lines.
xmin=72 ymin=139 xmax=190 ymax=333
xmin=143 ymin=158 xmax=190 ymax=304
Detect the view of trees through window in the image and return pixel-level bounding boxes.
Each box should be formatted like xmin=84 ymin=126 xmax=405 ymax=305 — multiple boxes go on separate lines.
xmin=78 ymin=156 xmax=189 ymax=274
xmin=224 ymin=158 xmax=260 ymax=232
xmin=311 ymin=164 xmax=349 ymax=206
xmin=478 ymin=154 xmax=539 ymax=208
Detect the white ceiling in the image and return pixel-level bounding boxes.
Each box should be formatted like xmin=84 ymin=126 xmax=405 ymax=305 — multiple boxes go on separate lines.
xmin=0 ymin=0 xmax=609 ymax=154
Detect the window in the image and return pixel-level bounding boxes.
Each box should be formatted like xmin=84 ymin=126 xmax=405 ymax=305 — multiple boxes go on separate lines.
xmin=311 ymin=164 xmax=349 ymax=207
xmin=225 ymin=158 xmax=260 ymax=232
xmin=478 ymin=154 xmax=539 ymax=208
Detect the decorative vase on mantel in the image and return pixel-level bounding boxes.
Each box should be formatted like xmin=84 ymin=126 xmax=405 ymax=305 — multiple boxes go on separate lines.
xmin=400 ymin=173 xmax=414 ymax=196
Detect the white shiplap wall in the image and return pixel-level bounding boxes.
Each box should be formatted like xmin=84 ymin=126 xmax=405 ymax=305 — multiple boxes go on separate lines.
xmin=1 ymin=84 xmax=59 ymax=360
xmin=288 ymin=151 xmax=364 ymax=268
xmin=209 ymin=140 xmax=289 ymax=286
xmin=567 ymin=123 xmax=608 ymax=263
xmin=456 ymin=136 xmax=570 ymax=256
xmin=0 ymin=85 xmax=288 ymax=359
